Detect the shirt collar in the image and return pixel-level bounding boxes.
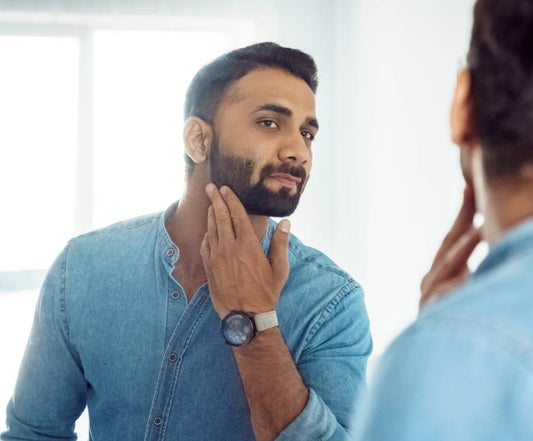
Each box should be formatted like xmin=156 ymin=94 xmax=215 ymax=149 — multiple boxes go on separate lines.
xmin=475 ymin=216 xmax=533 ymax=276
xmin=156 ymin=201 xmax=277 ymax=274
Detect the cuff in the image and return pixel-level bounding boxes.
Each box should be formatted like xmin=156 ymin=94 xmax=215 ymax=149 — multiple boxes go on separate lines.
xmin=275 ymin=388 xmax=339 ymax=441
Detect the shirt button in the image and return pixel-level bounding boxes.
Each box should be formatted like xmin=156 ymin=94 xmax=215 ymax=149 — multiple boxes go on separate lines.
xmin=169 ymin=353 xmax=177 ymax=362
xmin=154 ymin=416 xmax=162 ymax=426
xmin=171 ymin=291 xmax=179 ymax=299
xmin=166 ymin=248 xmax=175 ymax=257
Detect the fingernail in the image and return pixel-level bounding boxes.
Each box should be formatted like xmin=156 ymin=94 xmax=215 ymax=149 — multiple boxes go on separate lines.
xmin=206 ymin=183 xmax=215 ymax=195
xmin=279 ymin=219 xmax=290 ymax=233
xmin=220 ymin=186 xmax=229 ymax=196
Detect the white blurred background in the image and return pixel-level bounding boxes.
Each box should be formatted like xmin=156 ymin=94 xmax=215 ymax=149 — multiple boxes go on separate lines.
xmin=0 ymin=0 xmax=479 ymax=435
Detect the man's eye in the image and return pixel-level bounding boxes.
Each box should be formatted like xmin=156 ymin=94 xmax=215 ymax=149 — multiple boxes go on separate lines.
xmin=301 ymin=130 xmax=315 ymax=141
xmin=259 ymin=120 xmax=279 ymax=129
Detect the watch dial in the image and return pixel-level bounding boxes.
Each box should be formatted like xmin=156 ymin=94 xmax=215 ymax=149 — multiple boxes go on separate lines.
xmin=221 ymin=313 xmax=254 ymax=346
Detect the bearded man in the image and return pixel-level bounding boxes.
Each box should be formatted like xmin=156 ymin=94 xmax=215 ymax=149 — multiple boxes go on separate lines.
xmin=2 ymin=43 xmax=372 ymax=441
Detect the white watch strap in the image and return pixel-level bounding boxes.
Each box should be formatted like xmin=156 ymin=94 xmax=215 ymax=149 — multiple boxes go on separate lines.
xmin=254 ymin=310 xmax=278 ymax=332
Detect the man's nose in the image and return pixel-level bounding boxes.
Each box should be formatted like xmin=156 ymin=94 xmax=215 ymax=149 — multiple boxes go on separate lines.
xmin=278 ymin=131 xmax=311 ymax=165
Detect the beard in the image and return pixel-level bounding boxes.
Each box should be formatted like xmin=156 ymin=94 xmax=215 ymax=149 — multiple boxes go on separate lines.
xmin=209 ymin=137 xmax=307 ymax=217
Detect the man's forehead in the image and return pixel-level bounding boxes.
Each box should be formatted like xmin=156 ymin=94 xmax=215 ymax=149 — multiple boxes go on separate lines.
xmin=220 ymin=68 xmax=317 ymax=116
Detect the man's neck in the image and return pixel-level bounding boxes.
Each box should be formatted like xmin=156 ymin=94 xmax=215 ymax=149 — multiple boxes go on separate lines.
xmin=166 ymin=180 xmax=270 ymax=275
xmin=475 ymin=164 xmax=533 ymax=244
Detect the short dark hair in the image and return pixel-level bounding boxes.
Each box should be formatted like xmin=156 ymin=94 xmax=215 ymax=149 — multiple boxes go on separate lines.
xmin=467 ymin=0 xmax=533 ymax=178
xmin=183 ymin=42 xmax=318 ymax=172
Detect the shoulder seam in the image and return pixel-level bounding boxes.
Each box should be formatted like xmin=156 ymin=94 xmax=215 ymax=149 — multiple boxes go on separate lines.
xmin=304 ymin=282 xmax=360 ymax=344
xmin=58 ymin=240 xmax=73 ymax=339
xmin=74 ymin=212 xmax=161 ymax=241
xmin=288 ymin=241 xmax=353 ymax=280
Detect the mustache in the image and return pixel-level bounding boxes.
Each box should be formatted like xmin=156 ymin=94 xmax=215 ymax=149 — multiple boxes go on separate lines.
xmin=259 ymin=163 xmax=307 ymax=183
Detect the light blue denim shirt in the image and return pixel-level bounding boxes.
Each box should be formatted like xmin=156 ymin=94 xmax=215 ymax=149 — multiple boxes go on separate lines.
xmin=2 ymin=203 xmax=372 ymax=441
xmin=353 ymin=217 xmax=533 ymax=441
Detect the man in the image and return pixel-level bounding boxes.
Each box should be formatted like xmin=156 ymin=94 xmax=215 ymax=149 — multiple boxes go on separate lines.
xmin=2 ymin=43 xmax=371 ymax=441
xmin=354 ymin=1 xmax=533 ymax=440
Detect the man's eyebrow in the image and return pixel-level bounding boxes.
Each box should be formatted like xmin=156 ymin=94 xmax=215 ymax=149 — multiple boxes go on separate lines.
xmin=253 ymin=103 xmax=319 ymax=130
xmin=306 ymin=117 xmax=319 ymax=130
xmin=253 ymin=103 xmax=293 ymax=116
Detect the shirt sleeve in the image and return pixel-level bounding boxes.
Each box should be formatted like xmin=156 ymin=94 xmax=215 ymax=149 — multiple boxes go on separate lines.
xmin=1 ymin=243 xmax=87 ymax=440
xmin=276 ymin=283 xmax=372 ymax=441
xmin=352 ymin=321 xmax=533 ymax=441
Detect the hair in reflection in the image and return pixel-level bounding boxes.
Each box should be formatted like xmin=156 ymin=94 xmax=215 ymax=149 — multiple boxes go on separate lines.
xmin=468 ymin=0 xmax=533 ymax=177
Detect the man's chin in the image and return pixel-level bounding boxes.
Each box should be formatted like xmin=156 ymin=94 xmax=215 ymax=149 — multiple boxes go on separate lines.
xmin=242 ymin=195 xmax=301 ymax=217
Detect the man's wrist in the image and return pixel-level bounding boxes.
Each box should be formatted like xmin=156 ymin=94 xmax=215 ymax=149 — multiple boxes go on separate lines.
xmin=220 ymin=309 xmax=279 ymax=347
xmin=216 ymin=300 xmax=277 ymax=320
xmin=232 ymin=326 xmax=280 ymax=353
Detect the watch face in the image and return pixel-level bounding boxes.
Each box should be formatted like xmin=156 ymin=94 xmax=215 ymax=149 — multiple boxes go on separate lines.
xmin=221 ymin=312 xmax=255 ymax=346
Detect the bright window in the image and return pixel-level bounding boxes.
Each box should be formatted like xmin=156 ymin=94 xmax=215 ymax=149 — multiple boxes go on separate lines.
xmin=0 ymin=35 xmax=79 ymax=272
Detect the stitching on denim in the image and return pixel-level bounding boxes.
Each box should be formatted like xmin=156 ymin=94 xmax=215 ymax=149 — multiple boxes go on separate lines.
xmin=304 ymin=282 xmax=358 ymax=345
xmin=58 ymin=240 xmax=72 ymax=339
xmin=287 ymin=242 xmax=354 ymax=281
xmin=143 ymin=353 xmax=167 ymax=441
xmin=159 ymin=299 xmax=210 ymax=440
xmin=75 ymin=212 xmax=162 ymax=242
xmin=144 ymin=295 xmax=210 ymax=441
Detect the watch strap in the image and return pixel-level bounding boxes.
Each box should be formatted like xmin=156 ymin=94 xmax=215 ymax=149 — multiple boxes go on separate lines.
xmin=253 ymin=310 xmax=278 ymax=332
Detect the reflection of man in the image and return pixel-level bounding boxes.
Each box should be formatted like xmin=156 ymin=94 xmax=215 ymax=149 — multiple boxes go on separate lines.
xmin=354 ymin=1 xmax=533 ymax=440
xmin=2 ymin=43 xmax=371 ymax=441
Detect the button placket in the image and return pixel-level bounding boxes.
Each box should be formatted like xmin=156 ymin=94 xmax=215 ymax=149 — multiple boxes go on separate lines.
xmin=144 ymin=292 xmax=211 ymax=441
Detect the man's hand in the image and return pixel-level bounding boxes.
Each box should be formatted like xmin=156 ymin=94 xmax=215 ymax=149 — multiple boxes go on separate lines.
xmin=420 ymin=184 xmax=482 ymax=309
xmin=200 ymin=183 xmax=291 ymax=319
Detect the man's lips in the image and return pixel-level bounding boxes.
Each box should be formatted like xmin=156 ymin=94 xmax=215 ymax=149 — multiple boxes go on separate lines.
xmin=268 ymin=173 xmax=303 ymax=188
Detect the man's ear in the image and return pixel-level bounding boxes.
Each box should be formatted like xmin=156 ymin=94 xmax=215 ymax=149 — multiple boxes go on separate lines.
xmin=183 ymin=117 xmax=214 ymax=165
xmin=451 ymin=68 xmax=480 ymax=149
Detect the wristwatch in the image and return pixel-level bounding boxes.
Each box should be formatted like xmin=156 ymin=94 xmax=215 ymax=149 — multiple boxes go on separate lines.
xmin=220 ymin=310 xmax=278 ymax=346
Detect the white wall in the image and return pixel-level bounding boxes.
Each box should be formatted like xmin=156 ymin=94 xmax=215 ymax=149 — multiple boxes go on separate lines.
xmin=329 ymin=0 xmax=477 ymax=356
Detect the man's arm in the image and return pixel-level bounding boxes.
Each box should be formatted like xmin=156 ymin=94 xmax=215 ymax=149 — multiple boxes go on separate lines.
xmin=1 ymin=244 xmax=87 ymax=440
xmin=235 ymin=284 xmax=372 ymax=441
xmin=201 ymin=184 xmax=370 ymax=441
xmin=232 ymin=328 xmax=309 ymax=441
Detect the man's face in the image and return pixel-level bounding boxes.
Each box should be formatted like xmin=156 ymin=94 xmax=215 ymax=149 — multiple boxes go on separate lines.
xmin=209 ymin=68 xmax=318 ymax=217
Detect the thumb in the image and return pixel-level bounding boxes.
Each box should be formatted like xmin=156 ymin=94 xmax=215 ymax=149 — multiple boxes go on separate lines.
xmin=269 ymin=219 xmax=291 ymax=284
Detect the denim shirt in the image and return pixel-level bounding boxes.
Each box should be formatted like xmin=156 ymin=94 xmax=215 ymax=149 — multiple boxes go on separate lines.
xmin=353 ymin=218 xmax=533 ymax=441
xmin=2 ymin=204 xmax=372 ymax=441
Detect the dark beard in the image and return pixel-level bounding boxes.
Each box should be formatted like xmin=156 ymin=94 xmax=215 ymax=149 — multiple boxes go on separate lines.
xmin=209 ymin=138 xmax=307 ymax=217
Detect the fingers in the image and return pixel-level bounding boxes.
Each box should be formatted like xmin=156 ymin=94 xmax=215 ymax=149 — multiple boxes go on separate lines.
xmin=206 ymin=205 xmax=218 ymax=245
xmin=434 ymin=184 xmax=476 ymax=265
xmin=219 ymin=186 xmax=254 ymax=237
xmin=205 ymin=183 xmax=235 ymax=242
xmin=420 ymin=268 xmax=469 ymax=308
xmin=269 ymin=219 xmax=291 ymax=285
xmin=200 ymin=232 xmax=211 ymax=263
xmin=437 ymin=227 xmax=481 ymax=281
xmin=421 ymin=227 xmax=481 ymax=307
